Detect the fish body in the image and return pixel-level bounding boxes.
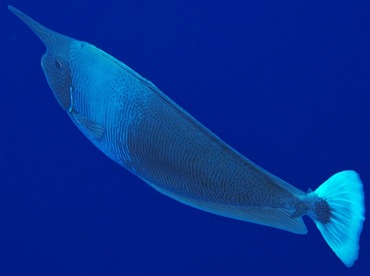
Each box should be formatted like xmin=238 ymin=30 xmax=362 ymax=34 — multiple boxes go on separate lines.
xmin=9 ymin=6 xmax=365 ymax=267
xmin=71 ymin=42 xmax=306 ymax=231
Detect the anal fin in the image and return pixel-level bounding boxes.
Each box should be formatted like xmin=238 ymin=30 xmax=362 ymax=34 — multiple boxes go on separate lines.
xmin=145 ymin=180 xmax=308 ymax=235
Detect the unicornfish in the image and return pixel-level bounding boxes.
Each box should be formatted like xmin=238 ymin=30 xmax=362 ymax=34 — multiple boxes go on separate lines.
xmin=8 ymin=6 xmax=365 ymax=267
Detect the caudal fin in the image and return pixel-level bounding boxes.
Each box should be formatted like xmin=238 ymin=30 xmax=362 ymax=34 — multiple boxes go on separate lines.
xmin=308 ymin=171 xmax=365 ymax=267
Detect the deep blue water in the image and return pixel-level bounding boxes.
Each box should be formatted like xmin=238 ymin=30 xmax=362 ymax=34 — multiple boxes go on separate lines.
xmin=1 ymin=1 xmax=369 ymax=275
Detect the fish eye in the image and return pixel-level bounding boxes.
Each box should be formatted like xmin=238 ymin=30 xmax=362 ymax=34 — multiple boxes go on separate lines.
xmin=54 ymin=59 xmax=62 ymax=69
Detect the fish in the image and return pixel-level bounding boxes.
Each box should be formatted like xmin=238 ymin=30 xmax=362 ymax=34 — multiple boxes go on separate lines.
xmin=8 ymin=6 xmax=365 ymax=267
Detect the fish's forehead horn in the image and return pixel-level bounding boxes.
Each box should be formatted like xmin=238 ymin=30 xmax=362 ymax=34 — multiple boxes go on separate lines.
xmin=8 ymin=5 xmax=74 ymax=51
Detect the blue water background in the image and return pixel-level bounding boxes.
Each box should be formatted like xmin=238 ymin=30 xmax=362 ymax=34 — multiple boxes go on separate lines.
xmin=1 ymin=1 xmax=369 ymax=275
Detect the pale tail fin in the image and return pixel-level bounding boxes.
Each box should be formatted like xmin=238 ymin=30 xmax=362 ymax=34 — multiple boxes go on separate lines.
xmin=308 ymin=171 xmax=365 ymax=267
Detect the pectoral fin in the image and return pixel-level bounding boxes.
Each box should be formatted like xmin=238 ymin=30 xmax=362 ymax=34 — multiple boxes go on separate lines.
xmin=72 ymin=113 xmax=105 ymax=141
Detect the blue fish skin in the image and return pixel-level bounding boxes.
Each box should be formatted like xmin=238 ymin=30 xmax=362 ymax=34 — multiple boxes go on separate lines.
xmin=9 ymin=6 xmax=365 ymax=267
xmin=67 ymin=28 xmax=305 ymax=229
